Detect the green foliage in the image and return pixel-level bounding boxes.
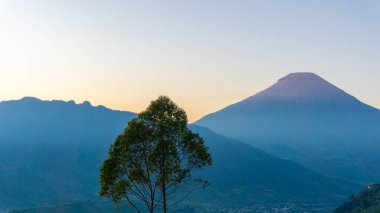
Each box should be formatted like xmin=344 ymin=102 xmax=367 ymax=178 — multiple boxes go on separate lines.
xmin=99 ymin=96 xmax=212 ymax=212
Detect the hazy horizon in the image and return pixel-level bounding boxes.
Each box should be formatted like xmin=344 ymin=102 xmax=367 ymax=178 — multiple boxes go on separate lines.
xmin=1 ymin=0 xmax=380 ymax=121
xmin=1 ymin=1 xmax=380 ymax=212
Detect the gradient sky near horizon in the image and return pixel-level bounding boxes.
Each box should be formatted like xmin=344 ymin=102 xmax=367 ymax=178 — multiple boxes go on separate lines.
xmin=1 ymin=0 xmax=379 ymax=121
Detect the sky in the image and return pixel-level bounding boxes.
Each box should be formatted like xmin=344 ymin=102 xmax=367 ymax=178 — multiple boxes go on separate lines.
xmin=0 ymin=0 xmax=379 ymax=122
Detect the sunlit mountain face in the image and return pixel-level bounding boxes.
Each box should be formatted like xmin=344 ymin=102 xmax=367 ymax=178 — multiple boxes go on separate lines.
xmin=195 ymin=72 xmax=380 ymax=183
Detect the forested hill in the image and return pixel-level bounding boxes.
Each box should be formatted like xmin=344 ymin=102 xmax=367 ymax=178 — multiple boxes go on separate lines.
xmin=335 ymin=184 xmax=380 ymax=213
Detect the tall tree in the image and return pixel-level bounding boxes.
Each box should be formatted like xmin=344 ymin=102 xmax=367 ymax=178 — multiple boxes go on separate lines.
xmin=100 ymin=96 xmax=212 ymax=213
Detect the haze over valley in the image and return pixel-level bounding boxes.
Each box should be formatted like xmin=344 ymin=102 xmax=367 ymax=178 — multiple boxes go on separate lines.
xmin=2 ymin=1 xmax=380 ymax=212
xmin=1 ymin=73 xmax=379 ymax=212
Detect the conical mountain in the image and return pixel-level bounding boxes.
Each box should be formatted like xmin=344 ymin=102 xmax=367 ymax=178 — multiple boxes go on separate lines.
xmin=250 ymin=72 xmax=354 ymax=100
xmin=195 ymin=73 xmax=380 ymax=183
xmin=204 ymin=72 xmax=376 ymax=116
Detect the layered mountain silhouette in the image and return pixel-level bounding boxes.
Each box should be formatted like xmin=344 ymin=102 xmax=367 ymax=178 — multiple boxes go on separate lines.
xmin=0 ymin=97 xmax=135 ymax=209
xmin=0 ymin=97 xmax=357 ymax=211
xmin=196 ymin=72 xmax=380 ymax=183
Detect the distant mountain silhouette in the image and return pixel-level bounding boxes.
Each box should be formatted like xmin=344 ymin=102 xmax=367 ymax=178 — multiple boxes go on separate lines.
xmin=195 ymin=73 xmax=380 ymax=183
xmin=0 ymin=97 xmax=135 ymax=209
xmin=0 ymin=97 xmax=357 ymax=211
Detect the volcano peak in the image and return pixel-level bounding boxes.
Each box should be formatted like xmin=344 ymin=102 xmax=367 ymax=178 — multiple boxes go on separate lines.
xmin=255 ymin=72 xmax=346 ymax=100
xmin=278 ymin=72 xmax=324 ymax=83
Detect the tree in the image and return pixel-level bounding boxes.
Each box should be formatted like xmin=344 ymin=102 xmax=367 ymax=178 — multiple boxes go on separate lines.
xmin=99 ymin=96 xmax=212 ymax=213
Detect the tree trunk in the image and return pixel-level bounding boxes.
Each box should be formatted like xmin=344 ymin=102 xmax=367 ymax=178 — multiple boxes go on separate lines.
xmin=162 ymin=172 xmax=167 ymax=213
xmin=150 ymin=193 xmax=154 ymax=213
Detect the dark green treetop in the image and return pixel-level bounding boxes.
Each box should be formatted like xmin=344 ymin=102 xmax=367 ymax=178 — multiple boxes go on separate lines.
xmin=99 ymin=96 xmax=212 ymax=213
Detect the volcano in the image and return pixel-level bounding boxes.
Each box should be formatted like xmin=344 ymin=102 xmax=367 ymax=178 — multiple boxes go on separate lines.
xmin=195 ymin=73 xmax=380 ymax=183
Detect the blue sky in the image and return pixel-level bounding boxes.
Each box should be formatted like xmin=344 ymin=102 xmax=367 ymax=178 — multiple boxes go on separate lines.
xmin=0 ymin=0 xmax=379 ymax=121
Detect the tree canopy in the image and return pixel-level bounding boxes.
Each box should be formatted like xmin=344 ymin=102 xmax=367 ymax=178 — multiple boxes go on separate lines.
xmin=99 ymin=96 xmax=212 ymax=213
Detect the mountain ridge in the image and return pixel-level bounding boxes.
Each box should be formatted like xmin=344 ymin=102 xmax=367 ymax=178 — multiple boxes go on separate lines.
xmin=197 ymin=73 xmax=378 ymax=120
xmin=0 ymin=96 xmax=132 ymax=113
xmin=195 ymin=73 xmax=380 ymax=183
xmin=0 ymin=96 xmax=358 ymax=211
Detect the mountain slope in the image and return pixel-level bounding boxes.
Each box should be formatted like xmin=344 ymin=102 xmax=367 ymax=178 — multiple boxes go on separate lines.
xmin=0 ymin=97 xmax=136 ymax=209
xmin=195 ymin=73 xmax=380 ymax=183
xmin=335 ymin=184 xmax=380 ymax=213
xmin=189 ymin=125 xmax=357 ymax=207
xmin=0 ymin=97 xmax=358 ymax=211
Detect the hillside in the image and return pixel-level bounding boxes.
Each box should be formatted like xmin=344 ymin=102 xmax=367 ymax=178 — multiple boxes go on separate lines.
xmin=188 ymin=125 xmax=358 ymax=209
xmin=9 ymin=200 xmax=133 ymax=213
xmin=0 ymin=97 xmax=358 ymax=211
xmin=0 ymin=97 xmax=136 ymax=209
xmin=335 ymin=184 xmax=380 ymax=213
xmin=195 ymin=73 xmax=380 ymax=183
